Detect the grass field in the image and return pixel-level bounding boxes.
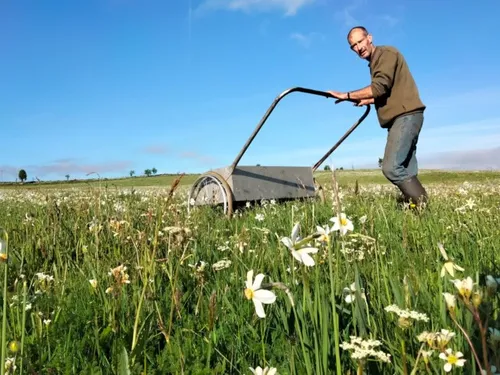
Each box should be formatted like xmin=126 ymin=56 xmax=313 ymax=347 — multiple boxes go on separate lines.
xmin=0 ymin=169 xmax=499 ymax=374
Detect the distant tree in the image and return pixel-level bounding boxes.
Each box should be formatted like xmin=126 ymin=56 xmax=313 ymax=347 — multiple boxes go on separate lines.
xmin=152 ymin=167 xmax=157 ymax=175
xmin=324 ymin=165 xmax=331 ymax=171
xmin=65 ymin=174 xmax=70 ymax=181
xmin=378 ymin=157 xmax=383 ymax=168
xmin=130 ymin=170 xmax=135 ymax=177
xmin=144 ymin=169 xmax=152 ymax=177
xmin=18 ymin=169 xmax=27 ymax=183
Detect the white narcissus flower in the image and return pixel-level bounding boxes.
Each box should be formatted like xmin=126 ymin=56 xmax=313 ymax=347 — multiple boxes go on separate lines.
xmin=281 ymin=223 xmax=318 ymax=267
xmin=438 ymin=243 xmax=464 ymax=278
xmin=249 ymin=366 xmax=277 ymax=375
xmin=450 ymin=276 xmax=474 ymax=300
xmin=342 ymin=282 xmax=366 ymax=304
xmin=316 ymin=225 xmax=332 ymax=244
xmin=244 ymin=270 xmax=276 ymax=318
xmin=330 ymin=213 xmax=354 ymax=235
xmin=439 ymin=348 xmax=466 ymax=372
xmin=442 ymin=292 xmax=456 ymax=312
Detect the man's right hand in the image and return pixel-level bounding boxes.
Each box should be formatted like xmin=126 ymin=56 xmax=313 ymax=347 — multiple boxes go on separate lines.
xmin=354 ymin=98 xmax=374 ymax=106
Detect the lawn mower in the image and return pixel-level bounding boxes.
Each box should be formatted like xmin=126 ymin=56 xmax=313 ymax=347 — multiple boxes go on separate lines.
xmin=186 ymin=87 xmax=371 ymax=216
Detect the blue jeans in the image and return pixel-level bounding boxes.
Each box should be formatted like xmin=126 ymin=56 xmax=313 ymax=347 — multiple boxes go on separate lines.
xmin=381 ymin=111 xmax=424 ymax=185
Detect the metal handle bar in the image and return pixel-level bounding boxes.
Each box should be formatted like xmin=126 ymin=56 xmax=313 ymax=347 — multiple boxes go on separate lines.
xmin=312 ymin=103 xmax=370 ymax=171
xmin=229 ymin=86 xmax=370 ymax=174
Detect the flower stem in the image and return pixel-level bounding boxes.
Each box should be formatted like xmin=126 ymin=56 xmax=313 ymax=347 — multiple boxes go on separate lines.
xmin=401 ymin=339 xmax=408 ymax=375
xmin=450 ymin=315 xmax=484 ymax=374
xmin=472 ymin=309 xmax=492 ymax=375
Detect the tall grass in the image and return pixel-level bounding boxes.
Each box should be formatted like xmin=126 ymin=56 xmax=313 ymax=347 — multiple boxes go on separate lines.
xmin=0 ymin=175 xmax=499 ymax=374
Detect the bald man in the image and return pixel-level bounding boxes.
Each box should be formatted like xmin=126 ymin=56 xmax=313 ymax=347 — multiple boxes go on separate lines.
xmin=328 ymin=26 xmax=428 ymax=208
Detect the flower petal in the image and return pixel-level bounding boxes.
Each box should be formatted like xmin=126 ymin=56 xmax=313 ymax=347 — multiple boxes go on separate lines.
xmin=291 ymin=222 xmax=300 ymax=241
xmin=297 ymin=247 xmax=318 ymax=254
xmin=254 ymin=289 xmax=276 ymax=304
xmin=252 ymin=273 xmax=265 ymax=290
xmin=299 ymin=252 xmax=315 ymax=267
xmin=246 ymin=270 xmax=254 ymax=289
xmin=281 ymin=237 xmax=293 ymax=249
xmin=253 ymin=298 xmax=266 ymax=318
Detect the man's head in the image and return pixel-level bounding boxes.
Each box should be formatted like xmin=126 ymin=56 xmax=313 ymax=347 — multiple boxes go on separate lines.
xmin=347 ymin=26 xmax=375 ymax=60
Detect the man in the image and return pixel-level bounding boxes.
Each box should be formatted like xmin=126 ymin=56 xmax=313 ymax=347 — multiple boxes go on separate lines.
xmin=328 ymin=26 xmax=428 ymax=208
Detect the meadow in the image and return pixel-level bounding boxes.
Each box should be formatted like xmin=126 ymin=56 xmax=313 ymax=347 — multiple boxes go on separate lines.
xmin=0 ymin=169 xmax=499 ymax=374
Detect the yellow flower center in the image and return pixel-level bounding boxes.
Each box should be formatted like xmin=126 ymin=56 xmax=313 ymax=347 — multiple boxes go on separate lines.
xmin=448 ymin=354 xmax=458 ymax=365
xmin=458 ymin=287 xmax=471 ymax=299
xmin=244 ymin=288 xmax=254 ymax=300
xmin=0 ymin=253 xmax=7 ymax=261
xmin=340 ymin=219 xmax=347 ymax=226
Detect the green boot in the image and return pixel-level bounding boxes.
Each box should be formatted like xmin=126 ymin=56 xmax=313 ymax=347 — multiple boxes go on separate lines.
xmin=396 ymin=176 xmax=428 ymax=209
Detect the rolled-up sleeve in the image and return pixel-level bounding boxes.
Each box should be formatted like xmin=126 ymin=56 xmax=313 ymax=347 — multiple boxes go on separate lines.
xmin=371 ymin=50 xmax=398 ymax=98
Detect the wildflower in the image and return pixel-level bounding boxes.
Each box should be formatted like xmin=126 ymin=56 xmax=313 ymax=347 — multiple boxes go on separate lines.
xmin=8 ymin=340 xmax=20 ymax=354
xmin=439 ymin=348 xmax=466 ymax=372
xmin=340 ymin=336 xmax=391 ymax=363
xmin=450 ymin=276 xmax=474 ymax=302
xmin=330 ymin=213 xmax=354 ymax=235
xmin=420 ymin=349 xmax=433 ymax=364
xmin=109 ymin=264 xmax=131 ymax=284
xmin=244 ymin=270 xmax=276 ymax=318
xmin=315 ymin=224 xmax=332 ymax=245
xmin=249 ymin=366 xmax=277 ymax=375
xmin=417 ymin=329 xmax=456 ymax=350
xmin=280 ymin=223 xmax=318 ymax=267
xmin=89 ymin=279 xmax=97 ymax=289
xmin=4 ymin=357 xmax=16 ymax=372
xmin=442 ymin=293 xmax=456 ymax=315
xmin=343 ymin=282 xmax=366 ymax=304
xmin=212 ymin=259 xmax=232 ymax=271
xmin=255 ymin=213 xmax=265 ymax=221
xmin=438 ymin=243 xmax=464 ymax=278
xmin=0 ymin=238 xmax=7 ymax=262
xmin=384 ymin=304 xmax=429 ymax=328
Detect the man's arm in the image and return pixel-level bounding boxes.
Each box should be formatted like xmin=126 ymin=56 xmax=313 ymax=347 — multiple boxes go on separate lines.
xmin=346 ymin=85 xmax=374 ymax=100
xmin=328 ymin=49 xmax=398 ymax=102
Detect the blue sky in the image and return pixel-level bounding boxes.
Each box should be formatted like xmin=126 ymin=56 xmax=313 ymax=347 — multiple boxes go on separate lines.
xmin=1 ymin=0 xmax=500 ymax=181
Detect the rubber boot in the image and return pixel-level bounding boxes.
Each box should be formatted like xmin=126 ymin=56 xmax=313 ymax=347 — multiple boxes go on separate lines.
xmin=396 ymin=176 xmax=428 ymax=209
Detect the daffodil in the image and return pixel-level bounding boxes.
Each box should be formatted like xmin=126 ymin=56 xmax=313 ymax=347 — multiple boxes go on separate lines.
xmin=315 ymin=224 xmax=332 ymax=245
xmin=438 ymin=243 xmax=464 ymax=278
xmin=330 ymin=213 xmax=354 ymax=235
xmin=442 ymin=292 xmax=456 ymax=314
xmin=244 ymin=270 xmax=276 ymax=318
xmin=249 ymin=366 xmax=277 ymax=375
xmin=450 ymin=276 xmax=474 ymax=301
xmin=342 ymin=282 xmax=366 ymax=304
xmin=281 ymin=223 xmax=318 ymax=267
xmin=439 ymin=348 xmax=466 ymax=372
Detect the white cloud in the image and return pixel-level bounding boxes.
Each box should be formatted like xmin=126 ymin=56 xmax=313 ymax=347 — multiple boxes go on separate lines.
xmin=195 ymin=0 xmax=315 ymax=16
xmin=242 ymin=116 xmax=500 ymax=170
xmin=418 ymin=147 xmax=500 ymax=170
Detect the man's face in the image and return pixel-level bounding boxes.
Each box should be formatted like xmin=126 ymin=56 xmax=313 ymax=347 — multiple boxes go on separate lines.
xmin=348 ymin=29 xmax=373 ymax=60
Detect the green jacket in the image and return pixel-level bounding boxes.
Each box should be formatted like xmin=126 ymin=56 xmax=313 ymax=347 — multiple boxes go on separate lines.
xmin=369 ymin=45 xmax=426 ymax=127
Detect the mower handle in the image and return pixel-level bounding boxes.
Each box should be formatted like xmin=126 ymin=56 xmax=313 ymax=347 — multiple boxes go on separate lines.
xmin=229 ymin=86 xmax=371 ymax=174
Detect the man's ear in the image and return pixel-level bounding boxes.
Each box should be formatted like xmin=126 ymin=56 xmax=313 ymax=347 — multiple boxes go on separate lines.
xmin=367 ymin=34 xmax=373 ymax=45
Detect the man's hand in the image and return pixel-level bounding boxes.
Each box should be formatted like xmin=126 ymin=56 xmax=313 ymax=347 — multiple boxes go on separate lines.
xmin=354 ymin=98 xmax=374 ymax=106
xmin=326 ymin=91 xmax=348 ymax=101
